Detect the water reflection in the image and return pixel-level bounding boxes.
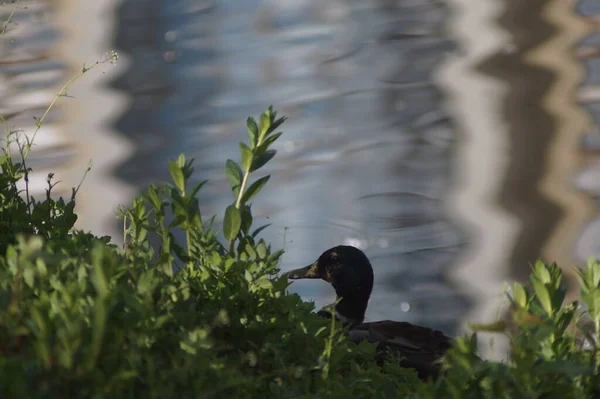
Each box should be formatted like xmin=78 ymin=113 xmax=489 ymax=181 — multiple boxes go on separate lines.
xmin=2 ymin=0 xmax=599 ymax=343
xmin=111 ymin=0 xmax=467 ymax=333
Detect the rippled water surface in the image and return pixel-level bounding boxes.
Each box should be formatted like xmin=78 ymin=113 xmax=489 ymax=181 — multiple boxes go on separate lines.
xmin=2 ymin=0 xmax=600 ymax=340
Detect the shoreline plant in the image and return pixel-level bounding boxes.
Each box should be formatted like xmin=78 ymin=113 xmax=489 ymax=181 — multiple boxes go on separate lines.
xmin=2 ymin=31 xmax=600 ymax=398
xmin=0 ymin=63 xmax=421 ymax=394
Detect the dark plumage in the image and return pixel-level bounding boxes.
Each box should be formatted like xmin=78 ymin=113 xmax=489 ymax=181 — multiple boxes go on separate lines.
xmin=284 ymin=245 xmax=452 ymax=380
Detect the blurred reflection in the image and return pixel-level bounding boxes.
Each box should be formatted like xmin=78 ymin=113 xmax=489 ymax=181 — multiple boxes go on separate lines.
xmin=2 ymin=0 xmax=598 ymax=338
xmin=111 ymin=0 xmax=466 ymax=333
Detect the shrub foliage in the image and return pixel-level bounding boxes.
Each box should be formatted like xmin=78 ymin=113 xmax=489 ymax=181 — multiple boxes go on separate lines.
xmin=2 ymin=99 xmax=600 ymax=397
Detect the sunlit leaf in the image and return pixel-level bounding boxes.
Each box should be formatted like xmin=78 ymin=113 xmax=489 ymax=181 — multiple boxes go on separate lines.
xmin=223 ymin=205 xmax=241 ymax=241
xmin=512 ymin=283 xmax=527 ymax=308
xmin=256 ymin=239 xmax=267 ymax=259
xmin=533 ymin=260 xmax=552 ymax=285
xmin=239 ymin=143 xmax=253 ymax=172
xmin=168 ymin=159 xmax=185 ymax=193
xmin=247 ymin=117 xmax=258 ymax=148
xmin=259 ymin=111 xmax=271 ymax=139
xmin=532 ymin=279 xmax=553 ymax=316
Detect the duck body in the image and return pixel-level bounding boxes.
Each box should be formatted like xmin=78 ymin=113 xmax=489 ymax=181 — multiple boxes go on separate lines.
xmin=284 ymin=245 xmax=453 ymax=380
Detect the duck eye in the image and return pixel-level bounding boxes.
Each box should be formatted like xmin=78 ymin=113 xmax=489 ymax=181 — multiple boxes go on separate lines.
xmin=329 ymin=253 xmax=339 ymax=261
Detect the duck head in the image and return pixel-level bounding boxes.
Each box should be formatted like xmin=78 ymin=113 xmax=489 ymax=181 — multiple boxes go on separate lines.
xmin=284 ymin=245 xmax=374 ymax=326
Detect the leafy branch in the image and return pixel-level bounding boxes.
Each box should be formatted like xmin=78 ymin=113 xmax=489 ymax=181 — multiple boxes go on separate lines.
xmin=223 ymin=106 xmax=286 ymax=252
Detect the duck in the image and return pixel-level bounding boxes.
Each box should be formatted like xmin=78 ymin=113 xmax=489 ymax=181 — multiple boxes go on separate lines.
xmin=283 ymin=245 xmax=452 ymax=380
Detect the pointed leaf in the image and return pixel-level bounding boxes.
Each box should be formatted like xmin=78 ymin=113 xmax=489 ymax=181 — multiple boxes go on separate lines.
xmin=223 ymin=205 xmax=241 ymax=241
xmin=168 ymin=160 xmax=185 ymax=192
xmin=189 ymin=180 xmax=208 ymax=199
xmin=259 ymin=112 xmax=271 ymax=139
xmin=267 ymin=117 xmax=287 ymax=136
xmin=551 ymin=286 xmax=566 ymax=312
xmin=177 ymin=153 xmax=186 ymax=167
xmin=247 ymin=117 xmax=259 ymax=148
xmin=251 ymin=223 xmax=271 ymax=238
xmin=242 ymin=175 xmax=270 ymax=203
xmin=256 ymin=239 xmax=267 ymax=259
xmin=226 ymin=159 xmax=243 ymax=188
xmin=251 ymin=150 xmax=276 ymax=172
xmin=512 ymin=283 xmax=527 ymax=308
xmin=588 ymin=257 xmax=600 ymax=287
xmin=533 ymin=260 xmax=552 ymax=285
xmin=239 ymin=143 xmax=253 ymax=172
xmin=241 ymin=205 xmax=253 ymax=235
xmin=532 ymin=280 xmax=553 ymax=316
xmin=260 ymin=132 xmax=283 ymax=150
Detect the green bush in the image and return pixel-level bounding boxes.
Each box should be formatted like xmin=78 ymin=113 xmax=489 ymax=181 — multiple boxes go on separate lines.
xmin=2 ymin=52 xmax=600 ymax=398
xmin=0 ymin=106 xmax=421 ymax=398
xmin=424 ymin=259 xmax=600 ymax=399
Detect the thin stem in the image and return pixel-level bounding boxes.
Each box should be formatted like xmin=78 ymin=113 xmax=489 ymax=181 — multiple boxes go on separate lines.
xmin=23 ymin=53 xmax=118 ymax=160
xmin=234 ymin=171 xmax=250 ymax=209
xmin=0 ymin=0 xmax=21 ymax=41
xmin=321 ymin=311 xmax=336 ymax=381
xmin=72 ymin=160 xmax=93 ymax=200
xmin=17 ymin=137 xmax=31 ymax=217
xmin=234 ymin=125 xmax=267 ymax=209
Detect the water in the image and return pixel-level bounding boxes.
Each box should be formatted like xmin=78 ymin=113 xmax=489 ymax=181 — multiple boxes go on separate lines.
xmin=2 ymin=0 xmax=599 ymax=347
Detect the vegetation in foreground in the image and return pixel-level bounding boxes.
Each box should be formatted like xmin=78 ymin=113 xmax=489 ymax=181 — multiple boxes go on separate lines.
xmin=0 ymin=29 xmax=600 ymax=397
xmin=2 ymin=102 xmax=600 ymax=398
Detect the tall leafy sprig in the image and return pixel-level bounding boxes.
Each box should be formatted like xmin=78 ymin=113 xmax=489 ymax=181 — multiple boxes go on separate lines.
xmin=223 ymin=106 xmax=286 ymax=253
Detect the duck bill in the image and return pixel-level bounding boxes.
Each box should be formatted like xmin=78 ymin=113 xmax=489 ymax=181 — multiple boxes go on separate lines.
xmin=284 ymin=262 xmax=320 ymax=279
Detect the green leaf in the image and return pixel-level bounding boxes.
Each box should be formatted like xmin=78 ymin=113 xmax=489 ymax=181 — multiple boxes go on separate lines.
xmin=251 ymin=275 xmax=273 ymax=291
xmin=556 ymin=307 xmax=576 ymax=333
xmin=168 ymin=159 xmax=186 ymax=193
xmin=468 ymin=321 xmax=507 ymax=332
xmin=251 ymin=150 xmax=276 ymax=172
xmin=267 ymin=117 xmax=287 ymax=137
xmin=512 ymin=283 xmax=527 ymax=308
xmin=226 ymin=159 xmax=243 ymax=189
xmin=223 ymin=205 xmax=242 ymax=241
xmin=242 ymin=175 xmax=270 ymax=203
xmin=551 ymin=286 xmax=566 ymax=313
xmin=23 ymin=267 xmax=35 ymax=288
xmin=247 ymin=117 xmax=259 ymax=148
xmin=534 ymin=260 xmax=552 ymax=285
xmin=251 ymin=223 xmax=271 ymax=238
xmin=189 ymin=180 xmax=208 ymax=199
xmin=259 ymin=112 xmax=271 ymax=139
xmin=256 ymin=239 xmax=267 ymax=259
xmin=88 ymin=298 xmax=107 ymax=370
xmin=241 ymin=205 xmax=253 ymax=235
xmin=91 ymin=248 xmax=109 ymax=298
xmin=239 ymin=143 xmax=253 ymax=172
xmin=261 ymin=132 xmax=283 ymax=149
xmin=589 ymin=257 xmax=600 ymax=287
xmin=244 ymin=240 xmax=257 ymax=259
xmin=532 ymin=280 xmax=553 ymax=316
xmin=137 ymin=270 xmax=155 ymax=295
xmin=177 ymin=153 xmax=186 ymax=167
